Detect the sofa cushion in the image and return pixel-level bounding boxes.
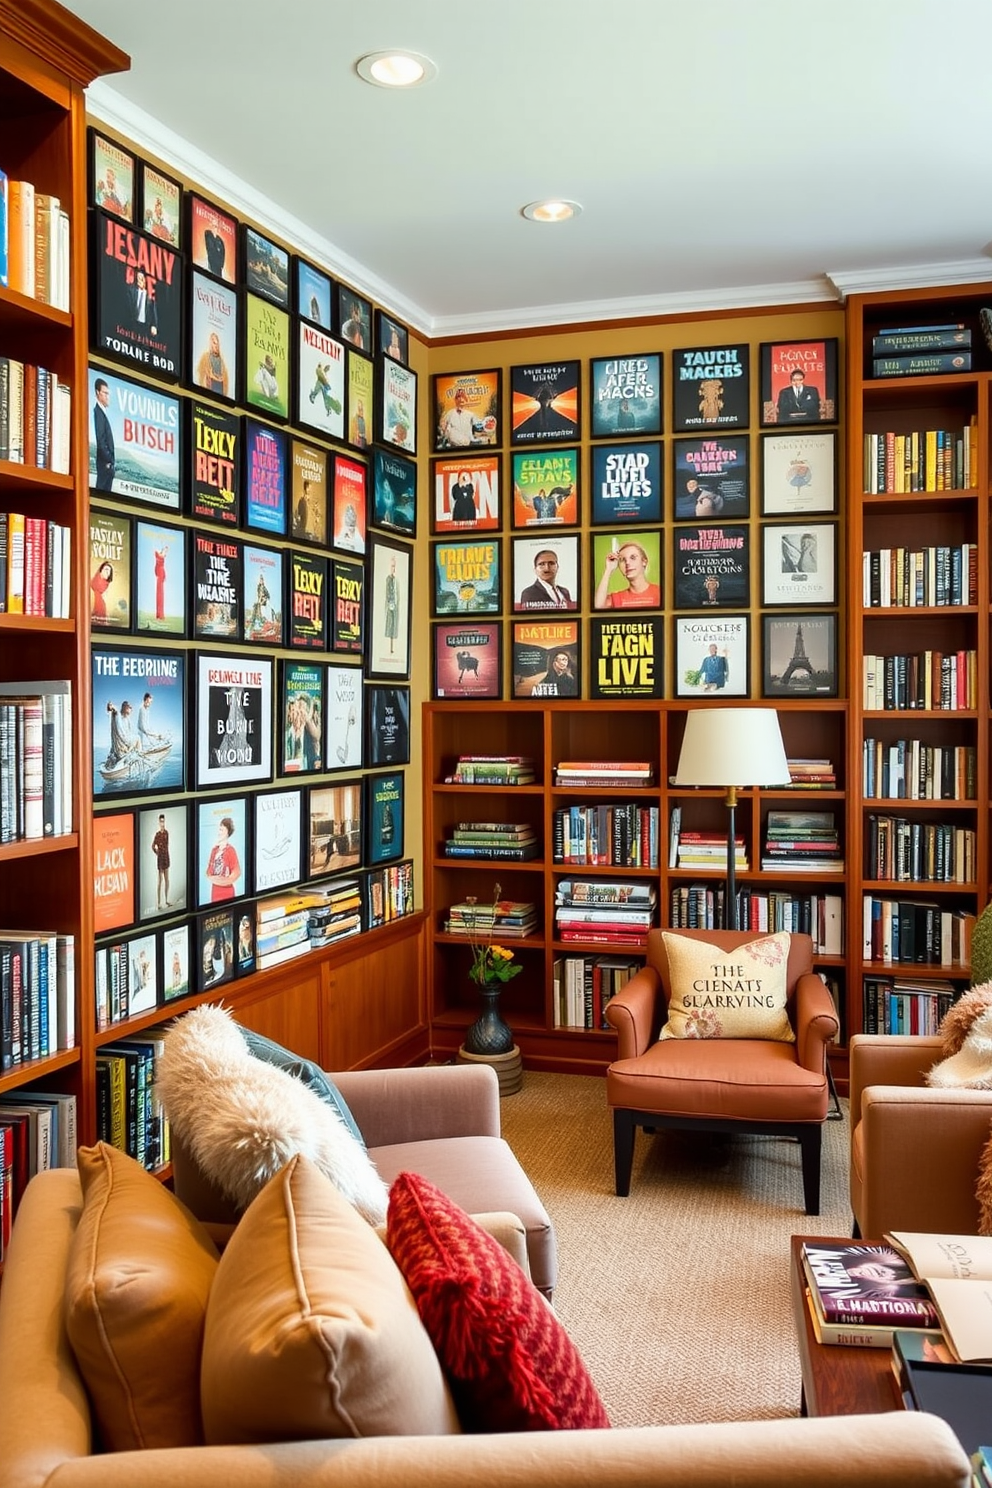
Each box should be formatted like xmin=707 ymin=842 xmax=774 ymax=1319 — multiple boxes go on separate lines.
xmin=200 ymin=1154 xmax=459 ymax=1443
xmin=157 ymin=1003 xmax=388 ymax=1223
xmin=386 ymin=1170 xmax=610 ymax=1432
xmin=63 ymin=1142 xmax=219 ymax=1451
xmin=240 ymin=1024 xmax=366 ymax=1148
xmin=659 ymin=930 xmax=795 ymax=1042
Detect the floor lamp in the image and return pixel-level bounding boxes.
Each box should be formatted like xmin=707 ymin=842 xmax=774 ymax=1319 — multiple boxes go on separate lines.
xmin=671 ymin=708 xmax=791 ymax=930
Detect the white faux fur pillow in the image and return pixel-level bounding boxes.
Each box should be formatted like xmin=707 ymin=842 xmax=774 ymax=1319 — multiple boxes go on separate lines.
xmin=157 ymin=1004 xmax=388 ymax=1225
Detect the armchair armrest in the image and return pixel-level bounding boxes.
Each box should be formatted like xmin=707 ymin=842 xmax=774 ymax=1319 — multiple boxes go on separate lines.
xmin=604 ymin=964 xmax=664 ymax=1060
xmin=849 ymin=1033 xmax=943 ymax=1125
xmin=329 ymin=1063 xmax=501 ymax=1148
xmin=793 ymin=973 xmax=839 ymax=1073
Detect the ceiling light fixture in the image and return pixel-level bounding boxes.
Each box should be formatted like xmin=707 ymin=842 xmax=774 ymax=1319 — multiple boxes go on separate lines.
xmin=356 ymin=51 xmax=437 ymax=88
xmin=521 ymin=200 xmax=582 ymax=223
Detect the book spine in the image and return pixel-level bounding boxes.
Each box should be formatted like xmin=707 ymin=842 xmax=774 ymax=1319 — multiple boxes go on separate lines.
xmin=873 ymin=352 xmax=972 ymax=377
xmin=871 ymin=331 xmax=971 ymax=355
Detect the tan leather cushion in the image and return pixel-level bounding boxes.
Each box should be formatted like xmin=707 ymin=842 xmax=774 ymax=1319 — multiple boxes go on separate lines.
xmin=63 ymin=1142 xmax=219 ymax=1451
xmin=660 ymin=930 xmax=794 ymax=1041
xmin=200 ymin=1154 xmax=460 ymax=1443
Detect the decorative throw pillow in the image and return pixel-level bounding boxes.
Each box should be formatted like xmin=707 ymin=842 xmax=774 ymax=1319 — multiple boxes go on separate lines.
xmin=200 ymin=1154 xmax=458 ymax=1443
xmin=976 ymin=1127 xmax=992 ymax=1237
xmin=386 ymin=1170 xmax=610 ymax=1433
xmin=239 ymin=1025 xmax=365 ymax=1148
xmin=63 ymin=1142 xmax=219 ymax=1451
xmin=660 ymin=930 xmax=794 ymax=1041
xmin=157 ymin=1003 xmax=388 ymax=1224
xmin=927 ymin=1007 xmax=992 ymax=1090
xmin=935 ymin=981 xmax=992 ymax=1058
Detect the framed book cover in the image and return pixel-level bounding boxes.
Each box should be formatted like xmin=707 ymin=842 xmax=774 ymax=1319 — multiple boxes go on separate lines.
xmin=332 ymin=454 xmax=368 ymax=554
xmin=135 ymin=800 xmax=189 ymax=923
xmin=326 ymin=663 xmax=364 ymax=771
xmin=762 ymin=612 xmax=838 ymax=698
xmin=432 ymin=454 xmax=500 ymax=532
xmin=760 ymin=338 xmax=839 ymax=427
xmin=589 ymin=615 xmax=664 ymax=699
xmin=512 ymin=532 xmax=579 ymax=612
xmin=589 ymin=353 xmax=663 ymax=438
xmin=91 ymin=645 xmax=186 ymax=799
xmin=590 ymin=442 xmax=662 ymax=525
xmin=91 ymin=211 xmax=182 ymax=381
xmin=161 ymin=921 xmax=191 ymax=1003
xmin=187 ymin=270 xmax=238 ymax=402
xmin=286 ymin=549 xmax=329 ymax=650
xmin=512 ymin=619 xmax=581 ymax=698
xmin=288 ymin=438 xmax=329 ymax=546
xmin=432 ymin=621 xmax=502 ymax=699
xmin=139 ymin=162 xmax=181 ymax=247
xmin=188 ymin=401 xmax=240 ymax=526
xmin=192 ymin=529 xmax=242 ymax=641
xmin=346 ymin=347 xmax=373 ymax=450
xmin=253 ymin=788 xmax=303 ymax=894
xmin=294 ymin=257 xmax=333 ymax=329
xmin=295 ymin=320 xmax=345 ymax=440
xmin=243 ymin=418 xmax=288 ymax=535
xmin=244 ymin=294 xmax=290 ymax=420
xmin=197 ymin=906 xmax=236 ymax=992
xmin=280 ymin=658 xmax=325 ymax=774
xmin=432 ymin=536 xmax=501 ymax=615
xmin=242 ymin=543 xmax=284 ymax=644
xmin=376 ymin=309 xmax=409 ymax=366
xmin=760 ymin=430 xmax=838 ymax=515
xmin=591 ymin=530 xmax=663 ymax=610
xmin=92 ymin=810 xmax=135 ymax=934
xmin=672 ymin=433 xmax=749 ymax=520
xmin=672 ymin=524 xmax=750 ymax=610
xmin=88 ymin=364 xmax=182 ymax=510
xmin=675 ymin=615 xmax=749 ymax=697
xmin=510 ymin=360 xmax=580 ymax=445
xmin=331 ymin=556 xmax=364 ymax=654
xmin=366 ymin=771 xmax=404 ymax=866
xmin=371 ymin=447 xmax=416 ymax=537
xmin=337 ymin=288 xmax=372 ymax=352
xmin=89 ymin=129 xmax=134 ymax=221
xmin=123 ymin=929 xmax=158 ymax=1015
xmin=196 ymin=795 xmax=249 ymax=907
xmin=377 ymin=358 xmax=417 ymax=455
xmin=235 ymin=908 xmax=256 ymax=978
xmin=762 ymin=521 xmax=837 ymax=606
xmin=187 ymin=193 xmax=238 ymax=284
xmin=194 ymin=651 xmax=273 ymax=788
xmin=88 ymin=509 xmax=131 ymax=632
xmin=432 ymin=369 xmax=501 ymax=451
xmin=243 ymin=225 xmax=290 ymax=307
xmin=511 ymin=448 xmax=579 ymax=528
xmin=672 ymin=343 xmax=750 ymax=431
xmin=366 ymin=535 xmax=412 ymax=679
xmin=133 ymin=518 xmax=186 ymax=636
xmin=307 ymin=781 xmax=363 ymax=877
xmin=365 ymin=684 xmax=411 ymax=765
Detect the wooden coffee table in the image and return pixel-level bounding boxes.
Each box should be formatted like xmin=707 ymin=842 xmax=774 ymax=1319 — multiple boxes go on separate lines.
xmin=790 ymin=1235 xmax=903 ymax=1416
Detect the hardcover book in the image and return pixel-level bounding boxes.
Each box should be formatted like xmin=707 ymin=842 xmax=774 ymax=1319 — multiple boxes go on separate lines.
xmin=672 ymin=524 xmax=749 ymax=609
xmin=873 ymin=352 xmax=971 ymax=378
xmin=192 ymin=531 xmax=242 ymax=640
xmin=802 ymin=1240 xmax=941 ymax=1343
xmin=188 ymin=402 xmax=240 ymax=526
xmin=672 ymin=343 xmax=749 ymax=431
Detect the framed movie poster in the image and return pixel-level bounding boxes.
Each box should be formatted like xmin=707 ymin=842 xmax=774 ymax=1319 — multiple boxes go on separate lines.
xmin=188 ymin=401 xmax=240 ymax=526
xmin=243 ymin=225 xmax=290 ymax=307
xmin=762 ymin=522 xmax=837 ymax=606
xmin=365 ymin=684 xmax=411 ymax=765
xmin=133 ymin=519 xmax=186 ymax=636
xmin=366 ymin=772 xmax=405 ymax=866
xmin=511 ymin=533 xmax=579 ymax=613
xmin=432 ymin=369 xmax=501 ymax=451
xmin=139 ymin=162 xmax=182 ymax=247
xmin=161 ymin=921 xmax=191 ymax=1003
xmin=672 ymin=525 xmax=750 ymax=610
xmin=432 ymin=454 xmax=500 ymax=532
xmin=591 ymin=530 xmax=663 ymax=610
xmin=760 ymin=430 xmax=838 ymax=515
xmin=432 ymin=621 xmax=502 ymax=700
xmin=762 ymin=612 xmax=839 ymax=698
xmin=244 ymin=294 xmax=290 ymax=420
xmin=92 ymin=811 xmax=135 ymax=934
xmin=123 ymin=929 xmax=158 ymax=1015
xmin=377 ymin=359 xmax=417 ymax=455
xmin=371 ymin=447 xmax=416 ymax=537
xmin=289 ymin=439 xmax=329 ymax=545
xmin=187 ymin=270 xmax=238 ymax=402
xmin=589 ymin=615 xmax=664 ymax=700
xmin=135 ymin=800 xmax=189 ymax=922
xmin=88 ymin=510 xmax=132 ymax=631
xmin=194 ymin=651 xmax=273 ymax=788
xmin=235 ymin=910 xmax=256 ymax=978
xmin=89 ymin=129 xmax=135 ymax=221
xmin=192 ymin=530 xmax=242 ymax=641
xmin=330 ymin=556 xmax=364 ymax=654
xmin=326 ymin=663 xmax=364 ymax=771
xmin=307 ymin=780 xmax=363 ymax=877
xmin=346 ymin=348 xmax=373 ymax=450
xmin=332 ymin=454 xmax=367 ymax=554
xmin=760 ymin=339 xmax=839 ymax=427
xmin=675 ymin=616 xmax=749 ymax=698
xmin=510 ymin=360 xmax=580 ymax=445
xmin=286 ymin=550 xmax=329 ymax=650
xmin=590 ymin=442 xmax=662 ymax=525
xmin=88 ymin=364 xmax=182 ymax=510
xmin=672 ymin=434 xmax=749 ymax=520
xmin=197 ymin=906 xmax=236 ymax=992
xmin=432 ymin=536 xmax=501 ymax=615
xmin=511 ymin=449 xmax=579 ymax=528
xmin=253 ymin=788 xmax=303 ymax=894
xmin=295 ymin=321 xmax=345 ymax=440
xmin=295 ymin=257 xmax=333 ymax=329
xmin=511 ymin=619 xmax=581 ymax=699
xmin=91 ymin=211 xmax=182 ymax=380
xmin=91 ymin=646 xmax=186 ymax=799
xmin=187 ymin=193 xmax=238 ymax=284
xmin=376 ymin=310 xmax=409 ymax=366
xmin=337 ymin=288 xmax=372 ymax=352
xmin=242 ymin=544 xmax=284 ymax=644
xmin=366 ymin=536 xmax=412 ymax=679
xmin=589 ymin=353 xmax=663 ymax=438
xmin=243 ymin=418 xmax=288 ymax=535
xmin=672 ymin=344 xmax=750 ymax=431
xmin=280 ymin=658 xmax=325 ymax=774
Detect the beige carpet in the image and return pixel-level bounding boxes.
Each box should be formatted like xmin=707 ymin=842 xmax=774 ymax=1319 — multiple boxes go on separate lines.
xmin=499 ymin=1070 xmax=852 ymax=1429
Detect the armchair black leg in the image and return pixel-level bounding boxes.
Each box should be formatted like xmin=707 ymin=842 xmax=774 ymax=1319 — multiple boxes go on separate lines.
xmin=798 ymin=1126 xmax=822 ymax=1215
xmin=613 ymin=1109 xmax=636 ymax=1196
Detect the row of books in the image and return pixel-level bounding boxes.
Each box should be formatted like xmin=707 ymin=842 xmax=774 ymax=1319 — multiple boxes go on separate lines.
xmin=552 ymin=953 xmax=641 ymax=1030
xmin=863 ymin=738 xmax=976 ymax=802
xmin=862 ymin=976 xmax=961 ymax=1036
xmin=554 ymin=878 xmax=655 ymax=948
xmin=553 ymin=803 xmax=659 ymax=868
xmin=554 ymin=760 xmax=654 ymax=788
xmin=862 ymin=544 xmax=977 ymax=608
xmin=444 ymin=755 xmax=536 ymax=786
xmin=444 ymin=898 xmax=538 ymax=940
xmin=0 ymin=682 xmax=73 ymax=843
xmin=864 ymin=815 xmax=975 ymax=886
xmin=0 ymin=172 xmax=71 ymax=309
xmin=0 ymin=511 xmax=72 ymax=617
xmin=0 ymin=1088 xmax=76 ymax=1258
xmin=443 ymin=821 xmax=539 ymax=861
xmin=96 ymin=1027 xmax=171 ymax=1174
xmin=364 ymin=860 xmax=415 ymax=929
xmin=862 ymin=896 xmax=975 ymax=968
xmin=668 ymin=884 xmax=843 ymax=954
xmin=862 ymin=425 xmax=976 ymax=493
xmin=862 ymin=650 xmax=977 ymax=712
xmin=0 ymin=930 xmax=76 ymax=1071
xmin=0 ymin=358 xmax=73 ymax=471
xmin=672 ymin=825 xmax=746 ymax=871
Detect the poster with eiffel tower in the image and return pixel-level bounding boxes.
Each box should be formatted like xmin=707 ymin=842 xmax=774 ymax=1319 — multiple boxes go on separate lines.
xmin=761 ymin=613 xmax=838 ymax=697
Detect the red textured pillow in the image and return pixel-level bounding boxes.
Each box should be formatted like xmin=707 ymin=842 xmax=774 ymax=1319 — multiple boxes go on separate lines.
xmin=386 ymin=1170 xmax=610 ymax=1432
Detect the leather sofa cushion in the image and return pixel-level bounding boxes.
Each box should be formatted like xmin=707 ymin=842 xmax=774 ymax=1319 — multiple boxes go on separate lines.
xmin=607 ymin=1038 xmax=827 ymax=1122
xmin=660 ymin=931 xmax=795 ymax=1042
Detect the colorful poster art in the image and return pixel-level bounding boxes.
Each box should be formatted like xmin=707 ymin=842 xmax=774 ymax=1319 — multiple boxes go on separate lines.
xmin=242 ymin=544 xmax=284 ymax=644
xmin=762 ymin=613 xmax=838 ymax=698
xmin=307 ymin=781 xmax=362 ymax=877
xmin=589 ymin=616 xmax=664 ymax=700
xmin=512 ymin=533 xmax=580 ymax=613
xmin=346 ymin=349 xmax=373 ymax=450
xmin=287 ymin=550 xmax=328 ymax=650
xmin=432 ymin=622 xmax=502 ymax=699
xmin=296 ymin=320 xmax=345 ymax=440
xmin=189 ymin=402 xmax=240 ymax=526
xmin=140 ymin=162 xmax=181 ymax=247
xmin=92 ymin=214 xmax=183 ymax=379
xmin=188 ymin=194 xmax=238 ymax=284
xmin=91 ymin=646 xmax=186 ymax=798
xmin=196 ymin=795 xmax=248 ymax=907
xmin=589 ymin=353 xmax=663 ymax=438
xmin=289 ymin=440 xmax=328 ymax=546
xmin=366 ymin=772 xmax=404 ymax=865
xmin=254 ymin=789 xmax=303 ymax=893
xmin=192 ymin=530 xmax=242 ymax=640
xmin=136 ymin=801 xmax=188 ymax=921
xmin=295 ymin=258 xmax=333 ymax=329
xmin=432 ymin=369 xmax=500 ymax=451
xmin=760 ymin=339 xmax=839 ymax=427
xmin=591 ymin=530 xmax=663 ymax=610
xmin=90 ymin=131 xmax=134 ymax=222
xmin=672 ymin=344 xmax=750 ymax=431
xmin=672 ymin=525 xmax=750 ymax=610
xmin=134 ymin=519 xmax=186 ymax=636
xmin=243 ymin=419 xmax=288 ymax=535
xmin=511 ymin=619 xmax=581 ymax=698
xmin=244 ymin=227 xmax=289 ymax=307
xmin=88 ymin=510 xmax=131 ymax=631
xmin=331 ymin=556 xmax=364 ymax=654
xmin=590 ymin=442 xmax=662 ymax=524
xmin=188 ymin=270 xmax=238 ymax=401
xmin=280 ymin=659 xmax=324 ymax=774
xmin=432 ymin=454 xmax=500 ymax=532
xmin=244 ymin=294 xmax=290 ymax=420
xmin=332 ymin=455 xmax=367 ymax=554
xmin=378 ymin=359 xmax=417 ymax=454
xmin=510 ymin=360 xmax=580 ymax=445
xmin=432 ymin=537 xmax=501 ymax=615
xmin=760 ymin=431 xmax=837 ymax=515
xmin=672 ymin=434 xmax=749 ymax=520
xmin=511 ymin=449 xmax=579 ymax=528
xmin=88 ymin=365 xmax=182 ymax=509
xmin=92 ymin=812 xmax=135 ymax=933
xmin=372 ymin=448 xmax=416 ymax=537
xmin=195 ymin=652 xmax=273 ymax=788
xmin=675 ymin=615 xmax=749 ymax=697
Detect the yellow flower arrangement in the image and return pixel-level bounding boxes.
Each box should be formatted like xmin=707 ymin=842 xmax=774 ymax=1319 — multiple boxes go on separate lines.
xmin=464 ymin=883 xmax=523 ymax=986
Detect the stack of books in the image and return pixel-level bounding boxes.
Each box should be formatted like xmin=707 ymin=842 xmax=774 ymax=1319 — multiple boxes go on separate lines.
xmin=675 ymin=830 xmax=747 ymax=871
xmin=254 ymin=886 xmax=353 ymax=970
xmin=554 ymin=878 xmax=656 ymax=947
xmin=800 ymin=1238 xmax=941 ymax=1349
xmin=445 ymin=899 xmax=538 ymax=939
xmin=444 ymin=755 xmax=536 ymax=785
xmin=555 ymin=760 xmax=653 ymax=788
xmin=785 ymin=757 xmax=837 ymax=790
xmin=762 ymin=810 xmax=843 ymax=873
xmin=308 ymin=877 xmax=362 ymax=947
xmin=443 ymin=821 xmax=539 ymax=861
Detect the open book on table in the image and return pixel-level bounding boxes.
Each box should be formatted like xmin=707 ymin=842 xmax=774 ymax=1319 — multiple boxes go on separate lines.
xmin=886 ymin=1231 xmax=992 ymax=1364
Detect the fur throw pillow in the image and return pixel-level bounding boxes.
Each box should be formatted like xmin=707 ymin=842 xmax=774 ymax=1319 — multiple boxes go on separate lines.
xmin=935 ymin=981 xmax=992 ymax=1058
xmin=157 ymin=1005 xmax=388 ymax=1225
xmin=976 ymin=1126 xmax=992 ymax=1238
xmin=927 ymin=1006 xmax=992 ymax=1091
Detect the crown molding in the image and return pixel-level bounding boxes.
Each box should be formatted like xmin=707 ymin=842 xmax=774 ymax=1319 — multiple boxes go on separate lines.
xmin=827 ymin=258 xmax=992 ymax=300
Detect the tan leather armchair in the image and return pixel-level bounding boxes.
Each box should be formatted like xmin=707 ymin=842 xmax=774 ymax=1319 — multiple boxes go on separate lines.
xmin=849 ymin=1032 xmax=992 ymax=1237
xmin=605 ymin=930 xmax=838 ymax=1213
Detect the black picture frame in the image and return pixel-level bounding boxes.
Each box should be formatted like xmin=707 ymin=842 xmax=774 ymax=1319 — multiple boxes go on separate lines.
xmin=161 ymin=921 xmax=192 ymax=1003
xmin=244 ymin=294 xmax=290 ymax=421
xmin=330 ymin=556 xmax=364 ymax=655
xmin=135 ymin=800 xmax=189 ymax=923
xmin=760 ymin=430 xmax=838 ymax=516
xmin=242 ymin=543 xmax=284 ymax=645
xmin=432 ymin=536 xmax=501 ymax=616
xmin=122 ymin=928 xmax=158 ymax=1016
xmin=376 ymin=309 xmax=409 ymax=366
xmin=432 ymin=369 xmax=501 ymax=452
xmin=194 ymin=651 xmax=274 ymax=789
xmin=197 ymin=906 xmax=236 ymax=992
xmin=195 ymin=794 xmax=250 ymax=908
xmin=672 ymin=524 xmax=750 ymax=611
xmin=326 ymin=663 xmax=364 ymax=771
xmin=589 ymin=352 xmax=663 ymax=438
xmin=91 ymin=210 xmax=183 ymax=381
xmin=511 ymin=448 xmax=579 ymax=529
xmin=294 ymin=257 xmax=334 ymax=329
xmin=760 ymin=338 xmax=839 ymax=428
xmin=672 ymin=344 xmax=750 ymax=432
xmin=138 ymin=161 xmax=182 ymax=248
xmin=279 ymin=658 xmax=325 ymax=775
xmin=331 ymin=453 xmax=368 ymax=555
xmin=672 ymin=433 xmax=750 ymax=520
xmin=590 ymin=442 xmax=662 ymax=525
xmin=674 ymin=615 xmax=750 ymax=698
xmin=289 ymin=438 xmax=329 ymax=546
xmin=510 ymin=360 xmax=580 ymax=445
xmin=253 ymin=787 xmax=304 ymax=894
xmin=88 ymin=363 xmax=183 ymax=511
xmin=366 ymin=535 xmax=412 ymax=680
xmin=432 ymin=621 xmax=502 ymax=700
xmin=187 ymin=192 xmax=238 ymax=285
xmin=366 ymin=771 xmax=405 ymax=866
xmin=242 ymin=417 xmax=289 ymax=536
xmin=376 ymin=359 xmax=417 ymax=455
xmin=88 ymin=128 xmax=136 ymax=222
xmin=191 ymin=530 xmax=242 ymax=642
xmin=286 ymin=550 xmax=329 ymax=650
xmin=511 ymin=532 xmax=580 ymax=613
xmin=307 ymin=780 xmax=363 ymax=877
xmin=295 ymin=321 xmax=346 ymax=442
xmin=346 ymin=347 xmax=373 ymax=451
xmin=88 ymin=508 xmax=132 ymax=632
xmin=187 ymin=400 xmax=241 ymax=526
xmin=371 ymin=447 xmax=417 ymax=538
xmin=337 ymin=287 xmax=372 ymax=352
xmin=365 ymin=684 xmax=411 ymax=766
xmin=761 ymin=521 xmax=838 ymax=607
xmin=590 ymin=530 xmax=664 ymax=611
xmin=242 ymin=224 xmax=290 ymax=307
xmin=91 ymin=645 xmax=186 ymax=800
xmin=235 ymin=907 xmax=256 ymax=978
xmin=187 ymin=269 xmax=238 ymax=403
xmin=589 ymin=615 xmax=664 ymax=699
xmin=92 ymin=810 xmax=136 ymax=936
xmin=431 ymin=453 xmax=501 ymax=533
xmin=762 ymin=612 xmax=839 ymax=698
xmin=133 ymin=518 xmax=187 ymax=637
xmin=511 ymin=619 xmax=581 ymax=699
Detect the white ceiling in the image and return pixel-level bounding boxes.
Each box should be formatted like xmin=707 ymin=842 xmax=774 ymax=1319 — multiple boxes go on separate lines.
xmin=63 ymin=0 xmax=992 ymax=339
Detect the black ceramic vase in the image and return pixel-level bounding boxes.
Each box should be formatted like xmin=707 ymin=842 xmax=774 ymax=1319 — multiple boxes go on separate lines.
xmin=463 ymin=979 xmax=514 ymax=1056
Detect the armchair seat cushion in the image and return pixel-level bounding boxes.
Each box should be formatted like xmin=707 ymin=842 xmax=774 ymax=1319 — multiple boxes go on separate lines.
xmin=608 ymin=1039 xmax=828 ymax=1124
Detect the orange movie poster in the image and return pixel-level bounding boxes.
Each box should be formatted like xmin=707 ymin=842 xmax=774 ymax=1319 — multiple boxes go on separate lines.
xmin=93 ymin=811 xmax=135 ymax=933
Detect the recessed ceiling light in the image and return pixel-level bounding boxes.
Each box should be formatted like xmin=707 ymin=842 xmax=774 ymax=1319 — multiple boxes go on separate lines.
xmin=356 ymin=51 xmax=437 ymax=88
xmin=521 ymin=200 xmax=582 ymax=223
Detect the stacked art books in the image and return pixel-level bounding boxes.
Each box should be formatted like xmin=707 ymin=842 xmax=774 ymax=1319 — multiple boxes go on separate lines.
xmin=554 ymin=878 xmax=656 ymax=948
xmin=444 ymin=899 xmax=537 ymax=940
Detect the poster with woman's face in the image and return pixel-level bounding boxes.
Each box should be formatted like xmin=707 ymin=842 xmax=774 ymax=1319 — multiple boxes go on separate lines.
xmin=196 ymin=795 xmax=248 ymax=907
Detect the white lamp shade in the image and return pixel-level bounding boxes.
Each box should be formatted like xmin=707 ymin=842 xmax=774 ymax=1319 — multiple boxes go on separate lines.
xmin=672 ymin=707 xmax=790 ymax=788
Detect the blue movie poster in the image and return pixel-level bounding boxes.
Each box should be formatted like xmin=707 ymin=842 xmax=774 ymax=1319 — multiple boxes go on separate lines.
xmin=243 ymin=418 xmax=288 ymax=534
xmin=91 ymin=645 xmax=186 ymax=797
xmin=591 ymin=442 xmax=662 ymax=524
xmin=88 ymin=364 xmax=181 ymax=509
xmin=589 ymin=353 xmax=662 ymax=438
